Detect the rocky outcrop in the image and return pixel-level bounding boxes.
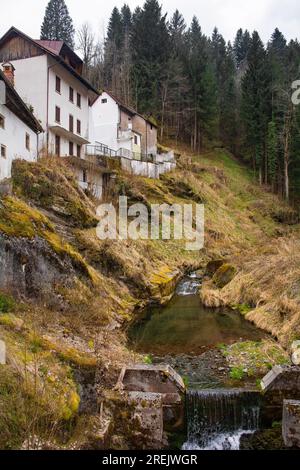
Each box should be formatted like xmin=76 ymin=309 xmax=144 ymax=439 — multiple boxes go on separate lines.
xmin=0 ymin=233 xmax=75 ymax=302
xmin=212 ymin=263 xmax=237 ymax=288
xmin=291 ymin=341 xmax=300 ymax=366
xmin=149 ymin=266 xmax=181 ymax=303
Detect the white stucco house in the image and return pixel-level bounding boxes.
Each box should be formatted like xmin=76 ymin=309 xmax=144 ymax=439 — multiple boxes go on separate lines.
xmin=0 ymin=27 xmax=112 ymax=199
xmin=0 ymin=68 xmax=43 ymax=181
xmin=0 ymin=27 xmax=99 ymax=158
xmin=89 ymin=90 xmax=158 ymax=160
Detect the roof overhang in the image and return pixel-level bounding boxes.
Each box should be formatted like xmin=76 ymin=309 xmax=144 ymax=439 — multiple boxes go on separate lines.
xmin=50 ymin=125 xmax=90 ymax=145
xmin=0 ymin=27 xmax=99 ymax=104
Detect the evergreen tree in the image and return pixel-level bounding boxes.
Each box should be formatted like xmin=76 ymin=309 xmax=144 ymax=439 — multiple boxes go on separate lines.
xmin=131 ymin=0 xmax=170 ymax=113
xmin=40 ymin=0 xmax=75 ymax=48
xmin=106 ymin=7 xmax=123 ymax=49
xmin=241 ymin=31 xmax=271 ymax=181
xmin=267 ymin=120 xmax=278 ymax=187
xmin=233 ymin=28 xmax=251 ymax=68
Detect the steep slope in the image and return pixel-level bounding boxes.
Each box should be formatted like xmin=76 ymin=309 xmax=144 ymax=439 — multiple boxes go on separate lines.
xmin=0 ymin=149 xmax=298 ymax=448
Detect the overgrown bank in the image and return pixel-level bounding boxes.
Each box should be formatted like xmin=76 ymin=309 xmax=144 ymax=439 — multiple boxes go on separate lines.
xmin=0 ymin=148 xmax=299 ymax=448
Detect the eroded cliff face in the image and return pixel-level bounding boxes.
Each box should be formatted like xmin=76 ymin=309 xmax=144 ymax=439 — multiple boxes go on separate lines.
xmin=0 ymin=234 xmax=75 ymax=300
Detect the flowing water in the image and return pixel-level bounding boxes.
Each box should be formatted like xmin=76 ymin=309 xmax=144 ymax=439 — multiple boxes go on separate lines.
xmin=129 ymin=273 xmax=265 ymax=450
xmin=182 ymin=389 xmax=260 ymax=450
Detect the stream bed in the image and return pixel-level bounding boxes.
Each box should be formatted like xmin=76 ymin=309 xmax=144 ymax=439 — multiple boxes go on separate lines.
xmin=129 ymin=273 xmax=267 ymax=450
xmin=129 ymin=273 xmax=265 ymax=388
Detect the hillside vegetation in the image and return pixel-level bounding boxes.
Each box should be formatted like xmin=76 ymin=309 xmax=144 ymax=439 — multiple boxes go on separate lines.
xmin=0 ymin=148 xmax=298 ymax=448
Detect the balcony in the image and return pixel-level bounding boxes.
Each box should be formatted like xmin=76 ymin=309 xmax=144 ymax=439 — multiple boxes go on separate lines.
xmin=50 ymin=125 xmax=90 ymax=145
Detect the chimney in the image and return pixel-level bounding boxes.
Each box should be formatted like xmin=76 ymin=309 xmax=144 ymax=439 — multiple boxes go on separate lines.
xmin=2 ymin=62 xmax=15 ymax=86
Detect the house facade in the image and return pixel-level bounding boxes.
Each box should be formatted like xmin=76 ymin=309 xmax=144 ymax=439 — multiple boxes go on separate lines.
xmin=89 ymin=91 xmax=158 ymax=160
xmin=0 ymin=69 xmax=43 ymax=180
xmin=0 ymin=27 xmax=111 ymax=198
xmin=0 ymin=28 xmax=99 ymax=157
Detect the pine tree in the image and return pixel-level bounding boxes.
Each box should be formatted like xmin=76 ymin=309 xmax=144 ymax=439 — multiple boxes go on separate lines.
xmin=131 ymin=0 xmax=170 ymax=113
xmin=107 ymin=7 xmax=123 ymax=49
xmin=267 ymin=120 xmax=277 ymax=187
xmin=40 ymin=0 xmax=75 ymax=49
xmin=241 ymin=31 xmax=271 ymax=182
xmin=233 ymin=28 xmax=251 ymax=68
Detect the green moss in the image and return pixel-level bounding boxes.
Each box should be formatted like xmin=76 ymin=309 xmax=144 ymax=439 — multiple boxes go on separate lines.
xmin=213 ymin=264 xmax=237 ymax=288
xmin=229 ymin=366 xmax=245 ymax=380
xmin=12 ymin=159 xmax=98 ymax=229
xmin=0 ymin=293 xmax=15 ymax=313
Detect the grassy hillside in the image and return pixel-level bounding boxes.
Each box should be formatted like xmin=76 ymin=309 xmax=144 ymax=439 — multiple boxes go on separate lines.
xmin=0 ymin=148 xmax=298 ymax=448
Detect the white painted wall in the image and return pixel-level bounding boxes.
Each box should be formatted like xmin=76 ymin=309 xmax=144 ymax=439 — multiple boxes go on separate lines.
xmin=9 ymin=55 xmax=90 ymax=156
xmin=89 ymin=92 xmax=134 ymax=155
xmin=47 ymin=57 xmax=90 ymax=156
xmin=0 ymin=103 xmax=38 ymax=180
xmin=89 ymin=92 xmax=120 ymax=151
xmin=9 ymin=55 xmax=47 ymax=151
xmin=120 ymin=156 xmax=176 ymax=179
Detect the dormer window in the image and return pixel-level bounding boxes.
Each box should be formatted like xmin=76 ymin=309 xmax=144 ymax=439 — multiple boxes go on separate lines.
xmin=55 ymin=76 xmax=61 ymax=94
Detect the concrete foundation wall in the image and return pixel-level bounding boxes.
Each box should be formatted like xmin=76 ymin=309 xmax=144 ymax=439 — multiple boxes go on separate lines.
xmin=120 ymin=156 xmax=176 ymax=179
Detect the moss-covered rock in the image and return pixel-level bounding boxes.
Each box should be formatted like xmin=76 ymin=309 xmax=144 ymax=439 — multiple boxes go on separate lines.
xmin=205 ymin=259 xmax=226 ymax=277
xmin=213 ymin=263 xmax=236 ymax=288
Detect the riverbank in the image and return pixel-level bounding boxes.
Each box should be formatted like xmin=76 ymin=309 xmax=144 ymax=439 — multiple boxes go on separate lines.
xmin=0 ymin=147 xmax=298 ymax=449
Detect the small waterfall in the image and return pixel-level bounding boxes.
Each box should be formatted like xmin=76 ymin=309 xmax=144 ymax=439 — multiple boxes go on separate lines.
xmin=176 ymin=272 xmax=201 ymax=296
xmin=183 ymin=389 xmax=260 ymax=450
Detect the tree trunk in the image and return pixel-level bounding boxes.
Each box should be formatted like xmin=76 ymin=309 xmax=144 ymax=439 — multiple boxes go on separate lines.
xmin=283 ymin=105 xmax=292 ymax=201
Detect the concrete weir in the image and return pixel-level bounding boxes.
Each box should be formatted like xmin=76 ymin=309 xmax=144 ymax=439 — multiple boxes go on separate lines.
xmin=261 ymin=365 xmax=300 ymax=447
xmin=115 ymin=364 xmax=186 ymax=446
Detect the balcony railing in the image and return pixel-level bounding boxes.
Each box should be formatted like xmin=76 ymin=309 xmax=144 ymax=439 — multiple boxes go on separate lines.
xmin=84 ymin=143 xmax=156 ymax=163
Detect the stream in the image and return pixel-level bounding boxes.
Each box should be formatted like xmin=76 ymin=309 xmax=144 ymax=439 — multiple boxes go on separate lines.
xmin=129 ymin=273 xmax=266 ymax=450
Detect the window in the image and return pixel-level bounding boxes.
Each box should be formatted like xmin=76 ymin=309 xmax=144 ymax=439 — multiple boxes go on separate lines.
xmin=69 ymin=87 xmax=74 ymax=102
xmin=101 ymin=98 xmax=107 ymax=104
xmin=25 ymin=133 xmax=30 ymax=151
xmin=55 ymin=106 xmax=61 ymax=123
xmin=55 ymin=135 xmax=60 ymax=156
xmin=77 ymin=119 xmax=81 ymax=135
xmin=55 ymin=76 xmax=61 ymax=93
xmin=0 ymin=114 xmax=5 ymax=129
xmin=69 ymin=114 xmax=74 ymax=132
xmin=134 ymin=135 xmax=138 ymax=145
xmin=82 ymin=169 xmax=87 ymax=183
xmin=1 ymin=144 xmax=6 ymax=158
xmin=77 ymin=144 xmax=81 ymax=158
xmin=77 ymin=92 xmax=81 ymax=108
xmin=69 ymin=141 xmax=74 ymax=156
